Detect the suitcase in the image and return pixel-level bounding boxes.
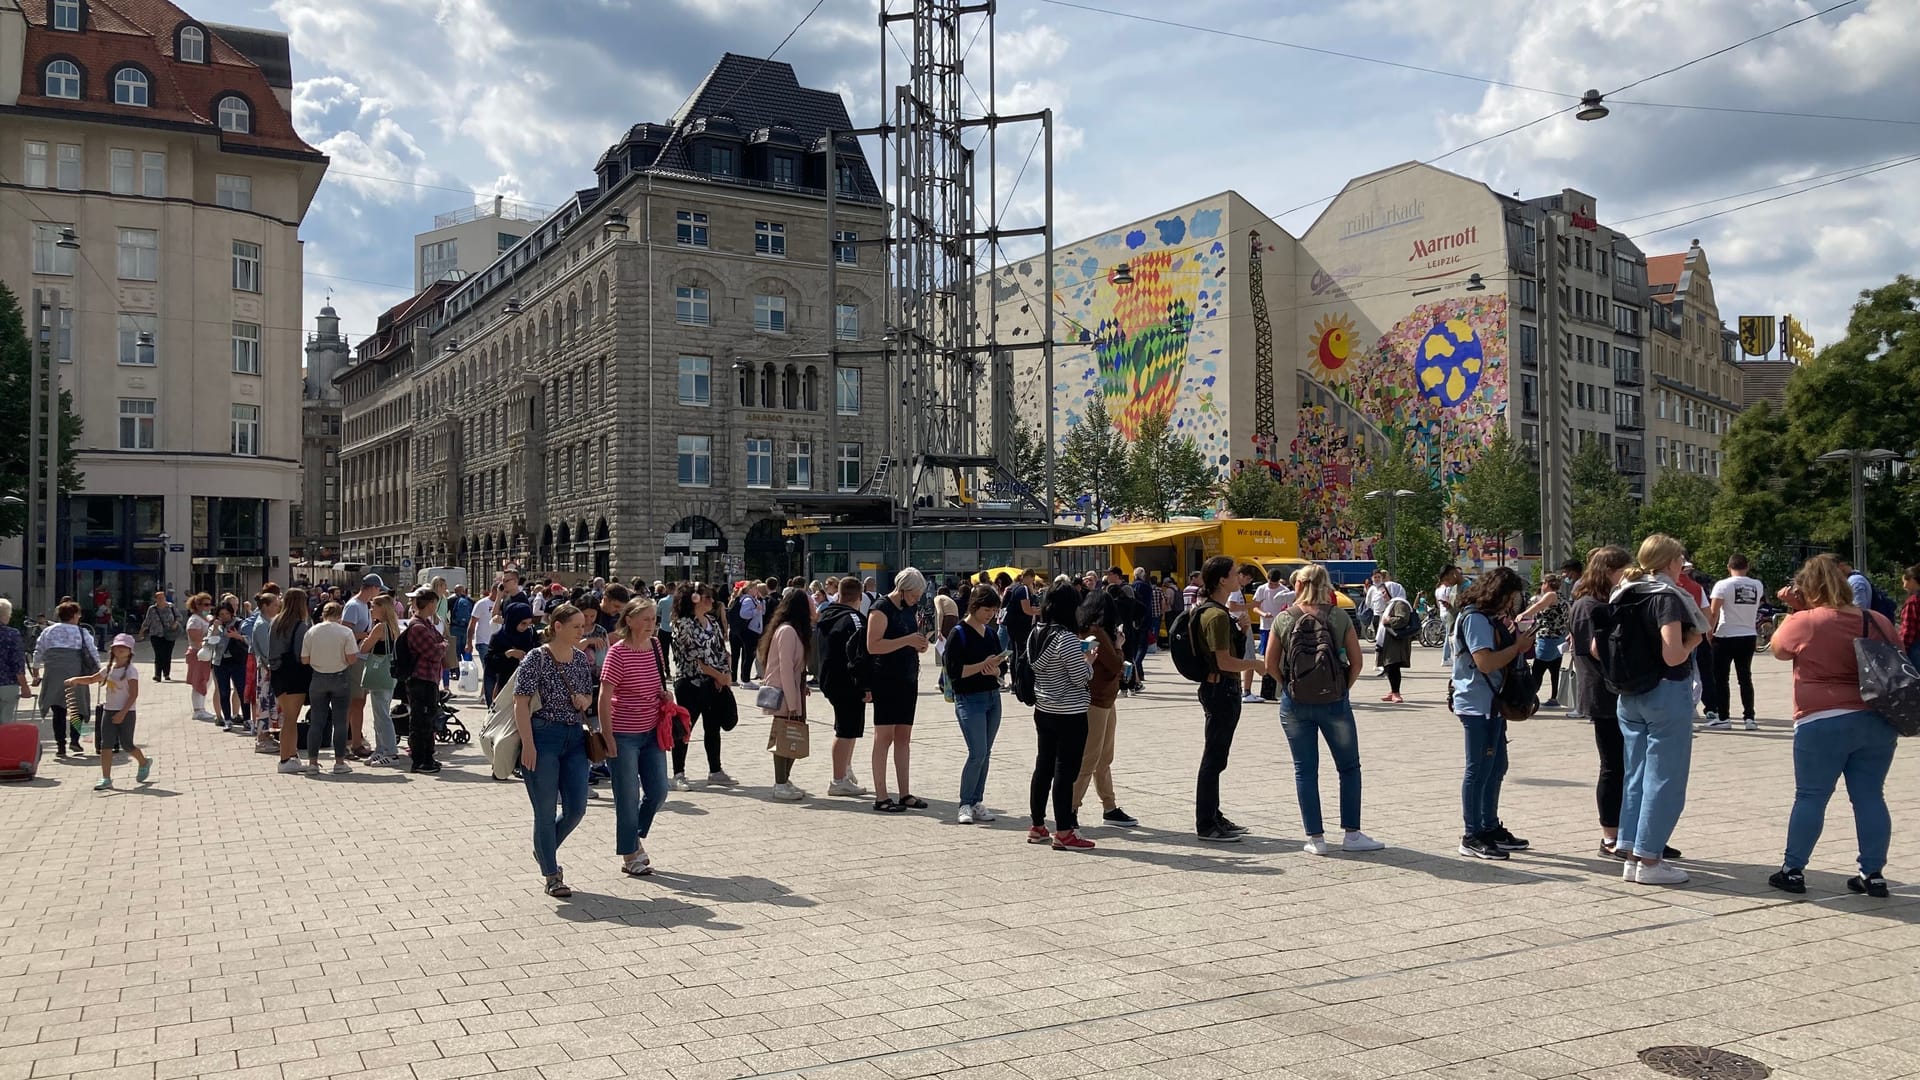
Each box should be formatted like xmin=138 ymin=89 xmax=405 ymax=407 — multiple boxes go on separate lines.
xmin=0 ymin=722 xmax=43 ymax=781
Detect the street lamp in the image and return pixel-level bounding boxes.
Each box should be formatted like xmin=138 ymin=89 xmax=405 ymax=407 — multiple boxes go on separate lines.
xmin=1576 ymin=90 xmax=1610 ymax=121
xmin=1364 ymin=488 xmax=1417 ymax=576
xmin=1816 ymin=448 xmax=1902 ymax=570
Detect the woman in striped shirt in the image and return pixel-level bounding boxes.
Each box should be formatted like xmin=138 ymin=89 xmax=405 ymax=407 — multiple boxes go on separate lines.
xmin=1027 ymin=578 xmax=1096 ymax=851
xmin=599 ymin=598 xmax=671 ymax=877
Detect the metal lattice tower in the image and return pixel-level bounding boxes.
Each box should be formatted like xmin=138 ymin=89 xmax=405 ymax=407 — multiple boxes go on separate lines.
xmin=1248 ymin=229 xmax=1276 ymax=464
xmin=866 ymin=1 xmax=1054 ymax=527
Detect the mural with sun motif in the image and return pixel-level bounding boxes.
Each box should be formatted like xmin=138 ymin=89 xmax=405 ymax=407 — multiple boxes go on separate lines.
xmin=1310 ymin=313 xmax=1356 ymax=373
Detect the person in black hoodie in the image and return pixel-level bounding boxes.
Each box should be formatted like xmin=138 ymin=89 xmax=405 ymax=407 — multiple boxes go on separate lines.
xmin=487 ymin=602 xmax=538 ymax=705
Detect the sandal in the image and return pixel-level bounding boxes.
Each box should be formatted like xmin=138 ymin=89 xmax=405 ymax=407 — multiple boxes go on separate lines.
xmin=872 ymin=798 xmax=906 ymax=813
xmin=621 ymin=857 xmax=652 ymax=877
xmin=896 ymin=795 xmax=928 ymax=810
xmin=544 ymin=874 xmax=572 ymax=897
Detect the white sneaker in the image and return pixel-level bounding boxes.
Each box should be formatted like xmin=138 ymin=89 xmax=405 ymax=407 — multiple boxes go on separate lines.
xmin=277 ymin=758 xmax=304 ymax=774
xmin=827 ymin=776 xmax=870 ymax=797
xmin=1622 ymin=859 xmax=1640 ymax=883
xmin=1342 ymin=831 xmax=1386 ymax=852
xmin=303 ymin=760 xmax=320 ymax=774
xmin=707 ymin=770 xmax=736 ymax=786
xmin=957 ymin=804 xmax=975 ymax=825
xmin=1302 ymin=837 xmax=1331 ymax=856
xmin=739 ymin=681 xmax=759 ymax=690
xmin=1635 ymin=860 xmax=1689 ymax=886
xmin=971 ymin=803 xmax=995 ymax=822
xmin=668 ymin=773 xmax=691 ymax=791
xmin=332 ymin=760 xmax=352 ymax=775
xmin=1241 ymin=692 xmax=1263 ymax=704
xmin=1743 ymin=718 xmax=1760 ymax=731
xmin=1698 ymin=716 xmax=1731 ymax=731
xmin=770 ymin=782 xmax=805 ymax=802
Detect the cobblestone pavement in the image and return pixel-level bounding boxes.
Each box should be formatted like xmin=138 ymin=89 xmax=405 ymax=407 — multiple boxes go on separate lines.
xmin=4 ymin=647 xmax=1917 ymax=1080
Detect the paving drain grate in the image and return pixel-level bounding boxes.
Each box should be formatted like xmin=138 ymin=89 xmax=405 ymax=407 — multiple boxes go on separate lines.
xmin=1638 ymin=1045 xmax=1771 ymax=1079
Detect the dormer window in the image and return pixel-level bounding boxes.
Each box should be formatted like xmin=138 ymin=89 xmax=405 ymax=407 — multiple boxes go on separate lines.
xmin=711 ymin=145 xmax=735 ymax=176
xmin=44 ymin=60 xmax=81 ymax=99
xmin=178 ymin=25 xmax=205 ymax=63
xmin=217 ymin=95 xmax=251 ymax=133
xmin=770 ymin=156 xmax=795 ymax=186
xmin=52 ymin=0 xmax=80 ymax=31
xmin=113 ymin=68 xmax=149 ymax=107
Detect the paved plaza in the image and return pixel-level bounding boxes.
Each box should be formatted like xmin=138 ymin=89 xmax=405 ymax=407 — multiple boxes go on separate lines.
xmin=3 ymin=648 xmax=1918 ymax=1080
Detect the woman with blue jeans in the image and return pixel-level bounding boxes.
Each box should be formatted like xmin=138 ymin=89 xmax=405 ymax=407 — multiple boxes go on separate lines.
xmin=514 ymin=604 xmax=596 ymax=898
xmin=1266 ymin=564 xmax=1382 ymax=855
xmin=1767 ymin=554 xmax=1900 ymax=898
xmin=1608 ymin=534 xmax=1705 ymax=886
xmin=599 ymin=599 xmax=670 ymax=876
xmin=944 ymin=585 xmax=1006 ymax=825
xmin=1449 ymin=568 xmax=1536 ymax=861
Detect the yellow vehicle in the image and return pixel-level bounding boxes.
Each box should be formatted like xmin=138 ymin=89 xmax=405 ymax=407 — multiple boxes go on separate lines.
xmin=1047 ymin=519 xmax=1356 ymax=609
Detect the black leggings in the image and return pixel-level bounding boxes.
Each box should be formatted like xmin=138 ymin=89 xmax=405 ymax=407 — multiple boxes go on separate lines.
xmin=1385 ymin=664 xmax=1403 ymax=694
xmin=1031 ymin=709 xmax=1089 ymax=832
xmin=214 ymin=660 xmax=251 ymax=726
xmin=733 ymin=633 xmax=759 ymax=683
xmin=1712 ymin=635 xmax=1757 ymax=720
xmin=1532 ymin=655 xmax=1562 ymax=700
xmin=1593 ymin=709 xmax=1623 ymax=829
xmin=151 ymin=637 xmax=176 ymax=680
xmin=672 ymin=677 xmax=724 ymax=775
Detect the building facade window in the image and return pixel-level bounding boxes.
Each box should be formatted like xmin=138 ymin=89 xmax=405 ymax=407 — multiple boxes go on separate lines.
xmin=836 ymin=367 xmax=860 ymax=414
xmin=52 ymin=0 xmax=80 ymax=30
xmin=217 ymin=95 xmax=251 ymax=133
xmin=119 ymin=399 xmax=156 ymax=449
xmin=215 ymin=173 xmax=251 ymax=210
xmin=24 ymin=141 xmax=47 ymax=187
xmin=836 ymin=443 xmax=862 ymax=492
xmin=55 ymin=143 xmax=81 ymax=189
xmin=231 ymin=405 xmax=260 ymax=456
xmin=753 ymin=294 xmax=785 ymax=332
xmin=835 ymin=162 xmax=856 ymax=195
xmin=419 ymin=238 xmax=456 ymax=287
xmin=117 ymin=228 xmax=158 ymax=280
xmin=675 ymin=285 xmax=709 ymax=326
xmin=44 ymin=60 xmax=80 ymax=99
xmin=677 ymin=354 xmax=711 ymax=406
xmin=710 ymin=146 xmax=735 ymax=176
xmin=676 ymin=435 xmax=711 ymax=487
xmin=232 ymin=321 xmax=260 ymax=374
xmin=113 ymin=68 xmax=150 ymax=106
xmin=118 ymin=314 xmax=156 ymax=365
xmin=835 ymin=230 xmax=857 ymax=265
xmin=754 ymin=220 xmax=786 ymax=257
xmin=54 ymin=307 xmax=73 ymax=362
xmin=785 ymin=441 xmax=811 ymax=489
xmin=745 ymin=438 xmax=772 ymax=487
xmin=32 ymin=223 xmax=74 ymax=275
xmin=232 ymin=240 xmax=260 ymax=291
xmin=770 ymin=156 xmax=795 ymax=185
xmin=178 ymin=25 xmax=205 ymax=62
xmin=675 ymin=210 xmax=708 ymax=247
xmin=835 ymin=303 xmax=858 ymax=341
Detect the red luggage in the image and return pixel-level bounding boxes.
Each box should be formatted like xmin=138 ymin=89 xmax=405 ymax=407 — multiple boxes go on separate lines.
xmin=0 ymin=722 xmax=42 ymax=780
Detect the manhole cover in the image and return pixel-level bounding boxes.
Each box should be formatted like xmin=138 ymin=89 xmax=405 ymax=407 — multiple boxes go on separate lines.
xmin=1638 ymin=1045 xmax=1770 ymax=1079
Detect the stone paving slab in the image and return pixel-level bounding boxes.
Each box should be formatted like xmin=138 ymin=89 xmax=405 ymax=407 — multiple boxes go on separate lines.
xmin=2 ymin=649 xmax=1915 ymax=1080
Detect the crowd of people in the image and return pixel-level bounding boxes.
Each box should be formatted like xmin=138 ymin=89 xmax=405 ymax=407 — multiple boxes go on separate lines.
xmin=3 ymin=545 xmax=1914 ymax=902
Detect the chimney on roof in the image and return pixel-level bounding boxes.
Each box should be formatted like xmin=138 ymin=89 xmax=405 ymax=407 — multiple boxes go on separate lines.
xmin=493 ymin=194 xmax=503 ymax=217
xmin=1690 ymin=238 xmax=1700 ymax=248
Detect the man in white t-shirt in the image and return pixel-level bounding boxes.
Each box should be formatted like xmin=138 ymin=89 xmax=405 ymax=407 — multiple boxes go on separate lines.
xmin=469 ymin=582 xmax=499 ymax=704
xmin=1706 ymin=553 xmax=1764 ymax=731
xmin=1251 ymin=568 xmax=1295 ymax=702
xmin=1227 ymin=563 xmax=1262 ymax=702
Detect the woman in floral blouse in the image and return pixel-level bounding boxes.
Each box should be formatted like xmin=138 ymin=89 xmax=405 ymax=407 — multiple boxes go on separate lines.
xmin=669 ymin=583 xmax=733 ymax=790
xmin=513 ymin=603 xmax=598 ymax=898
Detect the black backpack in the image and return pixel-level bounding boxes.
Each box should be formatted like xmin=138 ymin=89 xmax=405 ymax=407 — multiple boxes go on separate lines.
xmin=1168 ymin=600 xmax=1232 ymax=683
xmin=1593 ymin=590 xmax=1666 ymax=697
xmin=1453 ymin=609 xmax=1540 ymax=720
xmin=725 ymin=594 xmax=749 ymax=636
xmin=842 ymin=608 xmax=874 ymax=691
xmin=1283 ymin=607 xmax=1346 ymax=704
xmin=392 ymin=622 xmax=417 ymax=682
xmin=1011 ymin=624 xmax=1054 ymax=706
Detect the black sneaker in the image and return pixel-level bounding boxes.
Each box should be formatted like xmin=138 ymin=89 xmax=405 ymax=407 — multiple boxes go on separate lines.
xmin=1768 ymin=867 xmax=1806 ymax=894
xmin=1847 ymin=874 xmax=1889 ymax=898
xmin=1218 ymin=817 xmax=1251 ymax=835
xmin=1197 ymin=825 xmax=1242 ymax=843
xmin=1102 ymin=807 xmax=1139 ymax=828
xmin=1458 ymin=834 xmax=1509 ymax=860
xmin=411 ymin=761 xmax=442 ymax=774
xmin=1486 ymin=826 xmax=1530 ymax=852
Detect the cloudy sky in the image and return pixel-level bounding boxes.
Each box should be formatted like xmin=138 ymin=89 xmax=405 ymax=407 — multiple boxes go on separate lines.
xmin=185 ymin=0 xmax=1916 ymax=351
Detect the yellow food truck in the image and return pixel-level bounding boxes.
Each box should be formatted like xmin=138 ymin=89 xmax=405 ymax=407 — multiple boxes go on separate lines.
xmin=1047 ymin=519 xmax=1356 ymax=608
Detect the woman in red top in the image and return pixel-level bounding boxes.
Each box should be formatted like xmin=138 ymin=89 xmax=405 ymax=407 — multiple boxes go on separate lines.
xmin=598 ymin=598 xmax=670 ymax=877
xmin=1768 ymin=554 xmax=1901 ymax=898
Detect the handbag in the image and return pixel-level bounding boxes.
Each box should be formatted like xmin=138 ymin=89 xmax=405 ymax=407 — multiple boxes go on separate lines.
xmin=767 ymin=715 xmax=810 ymax=759
xmin=699 ymin=675 xmax=739 ymax=731
xmin=755 ymin=683 xmax=785 ymax=713
xmin=1854 ymin=612 xmax=1920 ymax=737
xmin=195 ymin=636 xmax=220 ymax=664
xmin=358 ymin=651 xmax=396 ymax=692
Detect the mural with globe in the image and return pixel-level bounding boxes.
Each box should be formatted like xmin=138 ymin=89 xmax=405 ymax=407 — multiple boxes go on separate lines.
xmin=1283 ymin=295 xmax=1510 ymax=558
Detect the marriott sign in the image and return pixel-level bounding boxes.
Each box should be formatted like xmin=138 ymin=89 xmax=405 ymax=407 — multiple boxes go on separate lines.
xmin=1409 ymin=226 xmax=1478 ymax=261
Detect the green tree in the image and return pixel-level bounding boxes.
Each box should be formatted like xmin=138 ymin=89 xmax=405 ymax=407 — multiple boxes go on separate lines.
xmin=1008 ymin=417 xmax=1047 ymax=488
xmin=1639 ymin=468 xmax=1719 ymax=554
xmin=1223 ymin=464 xmax=1301 ymax=521
xmin=1450 ymin=426 xmax=1538 ymax=565
xmin=0 ymin=283 xmax=84 ymax=541
xmin=1346 ymin=451 xmax=1447 ymax=591
xmin=1055 ymin=396 xmax=1131 ymax=523
xmin=1122 ymin=411 xmax=1218 ymax=521
xmin=1570 ymin=435 xmax=1638 ymax=557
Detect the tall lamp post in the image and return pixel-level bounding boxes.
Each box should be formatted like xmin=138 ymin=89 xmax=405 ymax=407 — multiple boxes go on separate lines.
xmin=1816 ymin=448 xmax=1903 ymax=570
xmin=1364 ymin=488 xmax=1417 ymax=576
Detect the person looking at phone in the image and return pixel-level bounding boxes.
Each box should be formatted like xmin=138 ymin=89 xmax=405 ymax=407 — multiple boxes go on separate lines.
xmin=944 ymin=585 xmax=1008 ymax=824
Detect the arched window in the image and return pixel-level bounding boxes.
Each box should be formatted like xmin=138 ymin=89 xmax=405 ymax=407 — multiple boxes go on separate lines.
xmin=539 ymin=311 xmax=551 ymax=351
xmin=567 ymin=296 xmax=579 ymax=339
xmin=759 ymin=363 xmax=776 ymax=408
xmin=178 ymin=25 xmax=206 ymax=63
xmin=598 ymin=272 xmax=610 ymax=320
xmin=782 ymin=365 xmax=799 ymax=410
xmin=581 ymin=284 xmax=594 ymax=332
xmin=803 ymin=366 xmax=819 ymax=411
xmin=216 ymin=95 xmax=251 ymax=133
xmin=44 ymin=60 xmax=81 ymax=99
xmin=738 ymin=362 xmax=753 ymax=407
xmin=113 ymin=68 xmax=150 ymax=107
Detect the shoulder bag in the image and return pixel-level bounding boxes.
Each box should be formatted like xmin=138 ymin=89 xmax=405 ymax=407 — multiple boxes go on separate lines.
xmin=1854 ymin=612 xmax=1920 ymax=737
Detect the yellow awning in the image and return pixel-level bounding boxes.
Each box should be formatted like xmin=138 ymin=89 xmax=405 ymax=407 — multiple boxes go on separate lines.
xmin=1046 ymin=521 xmax=1215 ymax=549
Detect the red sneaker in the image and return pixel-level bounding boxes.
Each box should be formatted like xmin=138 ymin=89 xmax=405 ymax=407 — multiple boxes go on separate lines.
xmin=1051 ymin=829 xmax=1095 ymax=851
xmin=1026 ymin=826 xmax=1051 ymax=844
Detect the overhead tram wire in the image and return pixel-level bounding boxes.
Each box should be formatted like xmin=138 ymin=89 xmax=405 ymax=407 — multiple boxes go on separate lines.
xmin=1603 ymin=0 xmax=1859 ymax=96
xmin=1610 ymin=154 xmax=1920 ymax=226
xmin=1628 ymin=153 xmax=1920 ymax=240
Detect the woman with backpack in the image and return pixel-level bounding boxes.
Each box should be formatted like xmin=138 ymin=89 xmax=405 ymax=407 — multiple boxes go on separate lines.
xmin=1376 ymin=586 xmax=1415 ymax=704
xmin=1766 ymin=553 xmax=1901 ymax=898
xmin=757 ymin=587 xmax=814 ymax=803
xmin=945 ymin=585 xmax=1008 ymax=825
xmin=1526 ymin=576 xmax=1571 ymax=709
xmin=1609 ymin=533 xmax=1707 ymax=886
xmin=513 ymin=603 xmax=597 ymax=898
xmin=1268 ymin=564 xmax=1382 ymax=854
xmin=1026 ymin=578 xmax=1096 ymax=850
xmin=1071 ymin=587 xmax=1136 ymax=829
xmin=1449 ymin=567 xmax=1537 ymax=861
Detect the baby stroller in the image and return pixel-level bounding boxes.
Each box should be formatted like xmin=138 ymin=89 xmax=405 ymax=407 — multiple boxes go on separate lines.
xmin=392 ymin=687 xmax=471 ymax=745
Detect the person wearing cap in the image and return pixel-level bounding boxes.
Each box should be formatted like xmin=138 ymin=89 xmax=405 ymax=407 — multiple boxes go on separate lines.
xmin=401 ymin=587 xmax=450 ymax=773
xmin=1252 ymin=569 xmax=1296 ymax=702
xmin=65 ymin=633 xmax=152 ymax=790
xmin=341 ymin=574 xmax=384 ymax=758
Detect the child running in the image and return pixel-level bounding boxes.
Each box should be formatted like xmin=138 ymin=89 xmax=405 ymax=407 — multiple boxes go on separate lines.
xmin=67 ymin=633 xmax=152 ymax=791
